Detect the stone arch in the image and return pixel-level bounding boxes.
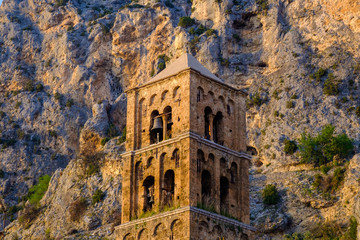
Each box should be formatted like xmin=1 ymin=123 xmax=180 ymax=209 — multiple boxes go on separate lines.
xmin=247 ymin=146 xmax=258 ymax=156
xmin=163 ymin=170 xmax=175 ymax=207
xmin=220 ymin=157 xmax=226 ymax=170
xmin=153 ymin=223 xmax=165 ymax=236
xmin=171 ymin=219 xmax=183 ymax=239
xmin=197 ymin=86 xmax=204 ymax=102
xmin=212 ymin=225 xmax=223 ymax=235
xmin=201 ymin=170 xmax=212 ymax=201
xmin=173 ymin=86 xmax=180 ymax=98
xmin=227 ymin=99 xmax=234 ymax=115
xmin=208 ymin=91 xmax=215 ymax=103
xmin=137 ymin=228 xmax=147 ymax=240
xmin=213 ymin=111 xmax=224 ymax=145
xmin=149 ymin=94 xmax=156 ymax=106
xmin=230 ymin=162 xmax=238 ymax=183
xmin=147 ymin=157 xmax=154 ymax=168
xmin=208 ymin=153 xmax=215 ymax=162
xmin=172 ymin=148 xmax=180 ymax=168
xmin=163 ymin=106 xmax=172 ymax=139
xmin=197 ymin=149 xmax=205 ymax=173
xmin=161 ymin=90 xmax=168 ymax=102
xmin=218 ymin=95 xmax=226 ymax=107
xmin=123 ymin=233 xmax=134 ymax=240
xmin=150 ymin=110 xmax=163 ymax=144
xmin=199 ymin=220 xmax=209 ymax=231
xmin=204 ymin=107 xmax=213 ymax=140
xmin=134 ymin=161 xmax=143 ymax=215
xmin=143 ymin=176 xmax=155 ymax=212
xmin=241 ymin=233 xmax=249 ymax=240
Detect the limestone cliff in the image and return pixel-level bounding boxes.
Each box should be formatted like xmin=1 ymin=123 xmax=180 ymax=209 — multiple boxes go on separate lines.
xmin=0 ymin=0 xmax=359 ymax=239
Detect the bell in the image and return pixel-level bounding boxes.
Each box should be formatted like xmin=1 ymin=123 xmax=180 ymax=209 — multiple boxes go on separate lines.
xmin=151 ymin=117 xmax=163 ymax=131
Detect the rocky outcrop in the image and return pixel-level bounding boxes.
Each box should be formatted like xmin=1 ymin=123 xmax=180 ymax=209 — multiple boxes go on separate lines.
xmin=0 ymin=0 xmax=359 ymax=238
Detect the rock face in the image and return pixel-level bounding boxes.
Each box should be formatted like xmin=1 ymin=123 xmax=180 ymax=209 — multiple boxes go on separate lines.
xmin=0 ymin=0 xmax=359 ymax=239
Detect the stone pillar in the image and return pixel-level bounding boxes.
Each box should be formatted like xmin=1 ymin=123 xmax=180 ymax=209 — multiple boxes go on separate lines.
xmin=162 ymin=115 xmax=168 ymax=141
xmin=209 ymin=114 xmax=214 ymax=141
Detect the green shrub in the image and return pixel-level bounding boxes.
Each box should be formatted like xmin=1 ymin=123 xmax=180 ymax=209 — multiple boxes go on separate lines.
xmin=189 ymin=27 xmax=195 ymax=35
xmin=356 ymin=106 xmax=360 ymax=118
xmin=205 ymin=29 xmax=215 ymax=37
xmin=195 ymin=24 xmax=207 ymax=35
xmin=92 ymin=189 xmax=105 ymax=204
xmin=19 ymin=204 xmax=40 ymax=227
xmin=107 ymin=123 xmax=119 ymax=138
xmin=83 ymin=152 xmax=104 ymax=176
xmin=331 ymin=167 xmax=345 ymax=192
xmin=35 ymin=83 xmax=44 ymax=92
xmin=66 ymin=99 xmax=74 ymax=108
xmin=312 ymin=173 xmax=322 ymax=188
xmin=348 ymin=216 xmax=357 ymax=240
xmin=256 ymin=0 xmax=269 ymax=13
xmin=233 ymin=34 xmax=240 ymax=42
xmin=24 ymin=80 xmax=34 ymax=92
xmin=117 ymin=126 xmax=126 ymax=144
xmin=284 ymin=139 xmax=297 ymax=155
xmin=262 ymin=184 xmax=280 ymax=205
xmin=247 ymin=92 xmax=266 ymax=108
xmin=158 ymin=62 xmax=165 ymax=71
xmin=101 ymin=137 xmax=110 ymax=146
xmin=320 ymin=165 xmax=331 ymax=174
xmin=286 ymin=101 xmax=295 ymax=108
xmin=310 ymin=68 xmax=326 ymax=82
xmin=55 ymin=0 xmax=68 ymax=6
xmin=0 ymin=169 xmax=4 ymax=178
xmin=15 ymin=101 xmax=21 ymax=109
xmin=49 ymin=130 xmax=57 ymax=138
xmin=298 ymin=125 xmax=353 ymax=166
xmin=69 ymin=198 xmax=88 ymax=222
xmin=165 ymin=0 xmax=174 ymax=8
xmin=323 ymin=78 xmax=339 ymax=96
xmin=27 ymin=175 xmax=51 ymax=205
xmin=54 ymin=92 xmax=61 ymax=101
xmin=178 ymin=17 xmax=195 ymax=28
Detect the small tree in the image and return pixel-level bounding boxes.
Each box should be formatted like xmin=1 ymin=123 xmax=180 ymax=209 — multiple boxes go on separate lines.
xmin=284 ymin=139 xmax=297 ymax=155
xmin=262 ymin=184 xmax=280 ymax=205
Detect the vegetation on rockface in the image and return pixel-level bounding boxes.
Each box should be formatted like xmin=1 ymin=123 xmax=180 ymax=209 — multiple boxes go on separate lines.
xmin=262 ymin=184 xmax=280 ymax=205
xmin=117 ymin=126 xmax=126 ymax=144
xmin=298 ymin=125 xmax=354 ymax=166
xmin=82 ymin=152 xmax=105 ymax=176
xmin=284 ymin=139 xmax=297 ymax=155
xmin=256 ymin=0 xmax=269 ymax=14
xmin=27 ymin=175 xmax=51 ymax=205
xmin=312 ymin=167 xmax=346 ymax=196
xmin=178 ymin=17 xmax=195 ymax=28
xmin=19 ymin=204 xmax=40 ymax=227
xmin=310 ymin=68 xmax=327 ymax=83
xmin=246 ymin=92 xmax=268 ymax=108
xmin=69 ymin=198 xmax=88 ymax=222
xmin=323 ymin=73 xmax=339 ymax=96
xmin=284 ymin=216 xmax=357 ymax=240
xmin=92 ymin=189 xmax=105 ymax=205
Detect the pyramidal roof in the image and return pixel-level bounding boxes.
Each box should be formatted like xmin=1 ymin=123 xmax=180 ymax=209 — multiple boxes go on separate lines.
xmin=150 ymin=53 xmax=223 ymax=83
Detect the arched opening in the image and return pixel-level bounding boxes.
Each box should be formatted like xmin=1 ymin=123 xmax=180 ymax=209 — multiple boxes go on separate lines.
xmin=220 ymin=176 xmax=229 ymax=213
xmin=143 ymin=176 xmax=155 ymax=212
xmin=163 ymin=170 xmax=175 ymax=207
xmin=247 ymin=146 xmax=258 ymax=156
xmin=172 ymin=149 xmax=180 ymax=168
xmin=150 ymin=110 xmax=163 ymax=144
xmin=135 ymin=161 xmax=143 ymax=215
xmin=213 ymin=111 xmax=224 ymax=145
xmin=208 ymin=153 xmax=215 ymax=162
xmin=197 ymin=149 xmax=205 ymax=173
xmin=204 ymin=107 xmax=213 ymax=140
xmin=230 ymin=162 xmax=238 ymax=183
xmin=173 ymin=86 xmax=180 ymax=98
xmin=137 ymin=98 xmax=145 ymax=149
xmin=147 ymin=157 xmax=153 ymax=168
xmin=201 ymin=170 xmax=211 ymax=201
xmin=163 ymin=106 xmax=172 ymax=140
xmin=220 ymin=158 xmax=226 ymax=170
xmin=161 ymin=90 xmax=168 ymax=102
xmin=197 ymin=87 xmax=204 ymax=102
xmin=227 ymin=99 xmax=234 ymax=115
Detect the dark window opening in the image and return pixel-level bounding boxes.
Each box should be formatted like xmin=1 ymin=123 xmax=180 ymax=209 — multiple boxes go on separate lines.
xmin=247 ymin=146 xmax=258 ymax=156
xmin=220 ymin=176 xmax=229 ymax=214
xmin=208 ymin=153 xmax=215 ymax=162
xmin=172 ymin=149 xmax=180 ymax=168
xmin=213 ymin=111 xmax=224 ymax=145
xmin=197 ymin=149 xmax=205 ymax=173
xmin=163 ymin=106 xmax=172 ymax=140
xmin=147 ymin=157 xmax=153 ymax=168
xmin=201 ymin=170 xmax=211 ymax=201
xmin=163 ymin=170 xmax=175 ymax=207
xmin=227 ymin=105 xmax=231 ymax=115
xmin=220 ymin=158 xmax=226 ymax=170
xmin=197 ymin=87 xmax=204 ymax=102
xmin=143 ymin=176 xmax=155 ymax=212
xmin=150 ymin=110 xmax=163 ymax=144
xmin=204 ymin=107 xmax=212 ymax=140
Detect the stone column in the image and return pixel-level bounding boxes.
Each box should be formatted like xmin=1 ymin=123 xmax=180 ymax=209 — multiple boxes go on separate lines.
xmin=162 ymin=115 xmax=168 ymax=141
xmin=209 ymin=114 xmax=214 ymax=141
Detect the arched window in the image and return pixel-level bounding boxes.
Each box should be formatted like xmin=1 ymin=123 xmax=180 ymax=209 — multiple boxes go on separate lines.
xmin=208 ymin=153 xmax=215 ymax=162
xmin=163 ymin=170 xmax=175 ymax=207
xmin=150 ymin=94 xmax=156 ymax=106
xmin=173 ymin=86 xmax=180 ymax=98
xmin=197 ymin=87 xmax=204 ymax=102
xmin=197 ymin=149 xmax=205 ymax=173
xmin=230 ymin=162 xmax=237 ymax=183
xmin=172 ymin=149 xmax=180 ymax=168
xmin=163 ymin=106 xmax=172 ymax=140
xmin=220 ymin=176 xmax=229 ymax=213
xmin=161 ymin=90 xmax=168 ymax=102
xmin=204 ymin=107 xmax=213 ymax=140
xmin=227 ymin=99 xmax=234 ymax=115
xmin=213 ymin=111 xmax=224 ymax=145
xmin=150 ymin=110 xmax=163 ymax=144
xmin=143 ymin=176 xmax=155 ymax=212
xmin=201 ymin=170 xmax=211 ymax=201
xmin=220 ymin=157 xmax=226 ymax=170
xmin=147 ymin=157 xmax=154 ymax=168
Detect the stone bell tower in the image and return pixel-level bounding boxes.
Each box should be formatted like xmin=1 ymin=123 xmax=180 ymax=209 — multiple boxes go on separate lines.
xmin=115 ymin=54 xmax=255 ymax=239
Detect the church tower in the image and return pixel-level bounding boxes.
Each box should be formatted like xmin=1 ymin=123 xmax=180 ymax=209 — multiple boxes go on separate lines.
xmin=115 ymin=54 xmax=255 ymax=239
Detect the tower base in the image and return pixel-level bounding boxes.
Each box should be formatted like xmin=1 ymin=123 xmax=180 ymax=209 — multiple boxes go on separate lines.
xmin=115 ymin=206 xmax=256 ymax=240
